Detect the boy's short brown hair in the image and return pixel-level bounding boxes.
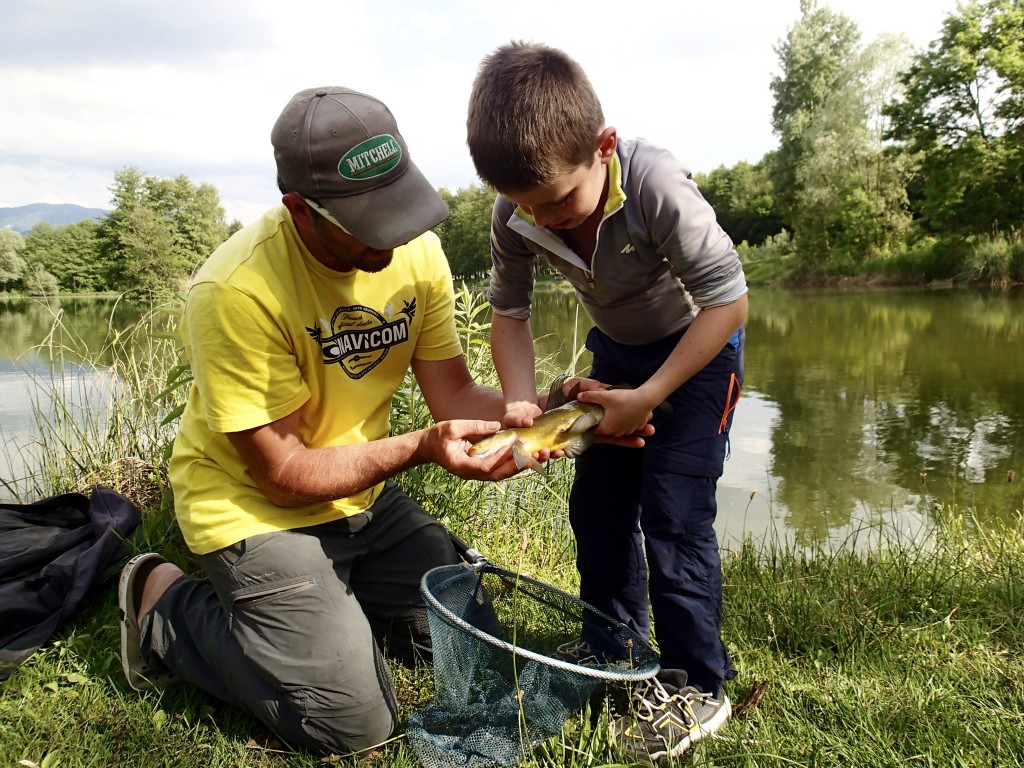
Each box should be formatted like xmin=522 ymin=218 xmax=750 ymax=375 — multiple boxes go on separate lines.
xmin=467 ymin=41 xmax=604 ymax=192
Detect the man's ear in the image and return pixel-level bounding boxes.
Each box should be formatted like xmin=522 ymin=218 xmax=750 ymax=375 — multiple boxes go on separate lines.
xmin=281 ymin=192 xmax=311 ymax=223
xmin=597 ymin=126 xmax=617 ymax=163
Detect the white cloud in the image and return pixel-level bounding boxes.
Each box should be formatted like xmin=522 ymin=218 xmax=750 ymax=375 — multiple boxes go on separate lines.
xmin=0 ymin=0 xmax=958 ymax=226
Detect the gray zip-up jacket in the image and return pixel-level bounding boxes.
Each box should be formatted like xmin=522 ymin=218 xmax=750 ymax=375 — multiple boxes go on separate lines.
xmin=487 ymin=138 xmax=747 ymax=345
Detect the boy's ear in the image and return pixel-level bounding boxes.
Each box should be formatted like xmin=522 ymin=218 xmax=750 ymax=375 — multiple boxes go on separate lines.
xmin=597 ymin=126 xmax=617 ymax=162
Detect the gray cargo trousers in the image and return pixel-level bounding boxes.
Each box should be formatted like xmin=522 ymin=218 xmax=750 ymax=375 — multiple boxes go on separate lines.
xmin=140 ymin=482 xmax=460 ymax=755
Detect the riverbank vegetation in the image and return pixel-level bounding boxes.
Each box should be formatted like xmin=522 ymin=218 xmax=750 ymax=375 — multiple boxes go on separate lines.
xmin=1 ymin=295 xmax=1022 ymax=767
xmin=2 ymin=0 xmax=1022 ymax=299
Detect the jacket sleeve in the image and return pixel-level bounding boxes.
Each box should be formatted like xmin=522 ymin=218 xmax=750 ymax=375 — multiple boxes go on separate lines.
xmin=486 ymin=195 xmax=537 ymax=320
xmin=637 ymin=148 xmax=747 ymax=309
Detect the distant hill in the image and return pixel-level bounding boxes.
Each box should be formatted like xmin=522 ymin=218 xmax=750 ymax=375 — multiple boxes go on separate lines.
xmin=0 ymin=203 xmax=108 ymax=234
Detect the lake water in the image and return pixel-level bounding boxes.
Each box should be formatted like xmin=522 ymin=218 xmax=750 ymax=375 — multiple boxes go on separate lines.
xmin=2 ymin=288 xmax=1022 ymax=547
xmin=530 ymin=285 xmax=1024 ymax=547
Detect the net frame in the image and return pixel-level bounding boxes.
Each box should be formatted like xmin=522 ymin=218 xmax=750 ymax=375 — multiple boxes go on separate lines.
xmin=420 ymin=560 xmax=661 ymax=683
xmin=409 ymin=555 xmax=660 ymax=767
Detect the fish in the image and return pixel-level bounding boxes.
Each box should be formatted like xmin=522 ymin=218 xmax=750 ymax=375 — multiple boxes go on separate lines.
xmin=468 ymin=374 xmax=607 ymax=479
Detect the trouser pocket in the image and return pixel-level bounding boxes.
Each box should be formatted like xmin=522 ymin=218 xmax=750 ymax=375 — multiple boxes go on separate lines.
xmin=718 ymin=372 xmax=741 ymax=435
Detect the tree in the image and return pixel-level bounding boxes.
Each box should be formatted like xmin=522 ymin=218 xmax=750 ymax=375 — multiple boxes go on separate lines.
xmin=22 ymin=220 xmax=104 ymax=293
xmin=22 ymin=265 xmax=60 ymax=296
xmin=0 ymin=228 xmax=26 ymax=292
xmin=770 ymin=0 xmax=863 ymax=219
xmin=695 ymin=158 xmax=784 ymax=247
xmin=145 ymin=174 xmax=229 ymax=274
xmin=96 ymin=166 xmax=229 ymax=294
xmin=770 ymin=0 xmax=913 ymax=263
xmin=437 ymin=185 xmax=495 ymax=280
xmin=770 ymin=0 xmax=868 ymax=262
xmin=108 ymin=203 xmax=178 ymax=293
xmin=884 ymin=0 xmax=1024 ymax=235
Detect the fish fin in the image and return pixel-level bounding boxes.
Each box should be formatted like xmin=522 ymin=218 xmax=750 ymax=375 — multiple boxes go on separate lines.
xmin=543 ymin=374 xmax=570 ymax=411
xmin=567 ymin=410 xmax=603 ymax=434
xmin=512 ymin=439 xmax=549 ymax=480
xmin=511 ymin=439 xmax=533 ymax=470
xmin=561 ymin=433 xmax=596 ymax=458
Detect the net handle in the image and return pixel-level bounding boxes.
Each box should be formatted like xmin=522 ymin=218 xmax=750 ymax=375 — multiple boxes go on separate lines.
xmin=449 ymin=531 xmax=487 ymax=569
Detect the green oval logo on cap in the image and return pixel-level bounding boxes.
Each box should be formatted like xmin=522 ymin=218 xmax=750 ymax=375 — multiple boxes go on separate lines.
xmin=338 ymin=134 xmax=402 ymax=180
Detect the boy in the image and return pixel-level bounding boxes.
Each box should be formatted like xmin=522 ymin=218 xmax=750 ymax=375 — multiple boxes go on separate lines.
xmin=466 ymin=42 xmax=748 ymax=762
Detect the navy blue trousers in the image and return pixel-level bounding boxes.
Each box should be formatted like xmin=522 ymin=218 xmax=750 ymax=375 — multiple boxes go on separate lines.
xmin=569 ymin=324 xmax=744 ymax=694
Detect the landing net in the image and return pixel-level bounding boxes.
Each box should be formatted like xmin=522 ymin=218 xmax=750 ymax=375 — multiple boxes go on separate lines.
xmin=407 ymin=560 xmax=660 ymax=767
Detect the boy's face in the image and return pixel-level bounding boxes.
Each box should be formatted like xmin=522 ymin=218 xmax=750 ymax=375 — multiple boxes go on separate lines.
xmin=505 ymin=128 xmax=616 ymax=231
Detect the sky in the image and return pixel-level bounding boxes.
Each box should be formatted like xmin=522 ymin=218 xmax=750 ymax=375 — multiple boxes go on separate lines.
xmin=0 ymin=0 xmax=959 ymax=227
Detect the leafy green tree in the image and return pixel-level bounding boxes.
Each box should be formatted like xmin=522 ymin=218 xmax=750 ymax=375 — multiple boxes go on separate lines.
xmin=770 ymin=0 xmax=863 ymax=219
xmin=859 ymin=35 xmax=917 ymax=253
xmin=0 ymin=228 xmax=26 ymax=292
xmin=109 ymin=203 xmax=178 ymax=293
xmin=695 ymin=158 xmax=784 ymax=246
xmin=770 ymin=0 xmax=913 ymax=264
xmin=96 ymin=166 xmax=229 ymax=294
xmin=437 ymin=185 xmax=495 ymax=280
xmin=22 ymin=220 xmax=104 ymax=293
xmin=21 ymin=265 xmax=60 ymax=296
xmin=771 ymin=0 xmax=868 ymax=262
xmin=145 ymin=174 xmax=229 ymax=274
xmin=885 ymin=0 xmax=1024 ymax=235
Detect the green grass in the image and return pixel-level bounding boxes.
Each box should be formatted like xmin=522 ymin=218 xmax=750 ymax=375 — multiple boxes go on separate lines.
xmin=738 ymin=231 xmax=1024 ymax=288
xmin=3 ymin=295 xmax=1023 ymax=767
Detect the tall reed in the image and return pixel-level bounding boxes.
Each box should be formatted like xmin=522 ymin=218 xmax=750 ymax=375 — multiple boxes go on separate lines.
xmin=1 ymin=298 xmax=186 ymax=506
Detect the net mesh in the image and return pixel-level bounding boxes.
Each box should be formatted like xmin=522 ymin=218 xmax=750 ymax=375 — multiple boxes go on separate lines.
xmin=407 ymin=561 xmax=660 ymax=768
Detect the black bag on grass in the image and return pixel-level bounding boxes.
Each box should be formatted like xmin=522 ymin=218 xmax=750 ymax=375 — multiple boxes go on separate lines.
xmin=0 ymin=485 xmax=140 ymax=681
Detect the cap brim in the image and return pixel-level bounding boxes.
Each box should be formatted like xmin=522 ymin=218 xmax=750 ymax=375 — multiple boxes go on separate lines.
xmin=320 ymin=162 xmax=448 ymax=250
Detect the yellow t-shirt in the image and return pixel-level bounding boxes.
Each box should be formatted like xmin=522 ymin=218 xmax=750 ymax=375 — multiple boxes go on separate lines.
xmin=169 ymin=205 xmax=463 ymax=555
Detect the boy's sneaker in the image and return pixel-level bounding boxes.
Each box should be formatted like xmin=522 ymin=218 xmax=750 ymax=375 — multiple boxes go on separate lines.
xmin=611 ymin=669 xmax=731 ymax=762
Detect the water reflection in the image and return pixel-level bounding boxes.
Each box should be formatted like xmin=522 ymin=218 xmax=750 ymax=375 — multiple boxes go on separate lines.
xmin=0 ymin=297 xmax=154 ymax=500
xmin=0 ymin=296 xmax=146 ymax=365
xmin=530 ymin=286 xmax=1024 ymax=546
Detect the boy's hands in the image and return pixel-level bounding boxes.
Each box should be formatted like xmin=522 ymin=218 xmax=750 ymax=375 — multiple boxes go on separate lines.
xmin=503 ymin=377 xmax=655 ymax=453
xmin=576 ymin=385 xmax=657 ymax=440
xmin=501 ymin=401 xmax=544 ymax=429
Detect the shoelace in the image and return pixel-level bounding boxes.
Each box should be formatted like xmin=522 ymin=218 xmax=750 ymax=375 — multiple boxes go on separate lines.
xmin=631 ymin=679 xmax=712 ymax=729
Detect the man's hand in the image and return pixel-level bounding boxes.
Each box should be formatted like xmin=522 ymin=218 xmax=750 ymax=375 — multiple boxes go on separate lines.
xmin=421 ymin=419 xmax=532 ymax=481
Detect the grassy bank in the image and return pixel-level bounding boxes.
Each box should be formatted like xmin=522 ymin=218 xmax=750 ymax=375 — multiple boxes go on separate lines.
xmin=738 ymin=231 xmax=1024 ymax=289
xmin=2 ymin=297 xmax=1022 ymax=767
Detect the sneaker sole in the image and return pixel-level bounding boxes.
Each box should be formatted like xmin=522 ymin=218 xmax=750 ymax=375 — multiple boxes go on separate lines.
xmin=658 ymin=694 xmax=732 ymax=761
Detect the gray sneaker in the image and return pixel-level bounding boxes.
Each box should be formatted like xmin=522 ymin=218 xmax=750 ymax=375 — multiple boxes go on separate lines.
xmin=611 ymin=670 xmax=731 ymax=762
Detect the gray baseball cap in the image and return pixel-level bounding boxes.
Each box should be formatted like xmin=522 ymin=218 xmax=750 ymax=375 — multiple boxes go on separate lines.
xmin=272 ymin=87 xmax=448 ymax=249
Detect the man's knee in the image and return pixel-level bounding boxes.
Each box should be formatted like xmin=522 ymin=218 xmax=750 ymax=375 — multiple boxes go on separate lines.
xmin=284 ymin=658 xmax=398 ymax=755
xmin=297 ymin=691 xmax=396 ymax=755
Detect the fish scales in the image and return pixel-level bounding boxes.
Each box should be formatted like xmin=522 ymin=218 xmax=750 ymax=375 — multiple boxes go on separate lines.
xmin=468 ymin=375 xmax=606 ymax=478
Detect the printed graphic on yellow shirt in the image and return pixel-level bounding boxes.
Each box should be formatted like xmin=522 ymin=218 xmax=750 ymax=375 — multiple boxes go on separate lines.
xmin=307 ymin=298 xmax=416 ymax=379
